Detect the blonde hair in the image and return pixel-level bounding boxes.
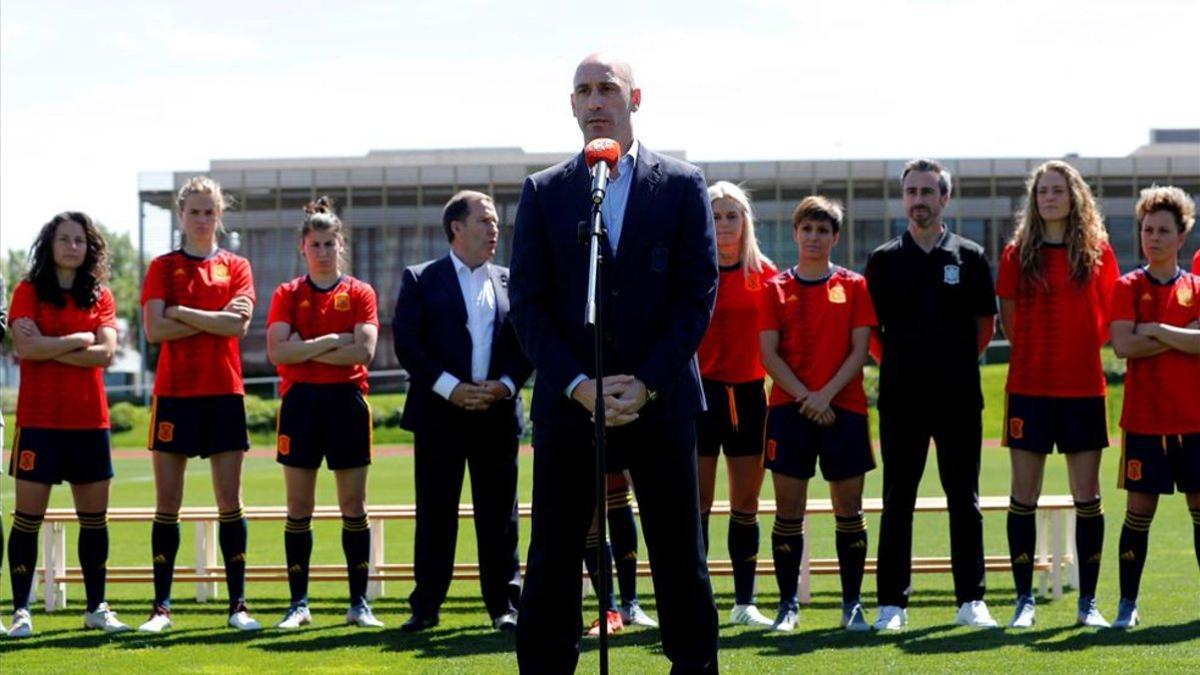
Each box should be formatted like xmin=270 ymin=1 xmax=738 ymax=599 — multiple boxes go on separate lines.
xmin=707 ymin=181 xmax=772 ymax=274
xmin=176 ymin=176 xmax=229 ymax=244
xmin=1011 ymin=160 xmax=1107 ymax=287
xmin=1136 ymin=185 xmax=1196 ymax=235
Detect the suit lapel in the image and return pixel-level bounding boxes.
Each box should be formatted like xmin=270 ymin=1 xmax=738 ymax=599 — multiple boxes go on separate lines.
xmin=489 ymin=264 xmax=509 ymax=325
xmin=435 ymin=255 xmax=468 ymax=328
xmin=614 ymin=148 xmax=662 ymax=273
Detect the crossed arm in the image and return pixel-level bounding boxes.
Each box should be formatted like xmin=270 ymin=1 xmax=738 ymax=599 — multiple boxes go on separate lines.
xmin=1112 ymin=318 xmax=1200 ymax=358
xmin=11 ymin=318 xmax=117 ymax=368
xmin=267 ymin=321 xmax=378 ymax=367
xmin=143 ymin=296 xmax=253 ymax=344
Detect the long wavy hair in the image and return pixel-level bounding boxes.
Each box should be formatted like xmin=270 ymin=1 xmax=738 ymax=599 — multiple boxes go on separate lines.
xmin=707 ymin=181 xmax=773 ymax=275
xmin=1011 ymin=160 xmax=1107 ymax=287
xmin=26 ymin=211 xmax=110 ymax=308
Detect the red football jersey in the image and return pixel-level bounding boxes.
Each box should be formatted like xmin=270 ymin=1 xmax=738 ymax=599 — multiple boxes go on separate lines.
xmin=267 ymin=275 xmax=379 ymax=396
xmin=1192 ymin=249 xmax=1199 ymax=275
xmin=141 ymin=249 xmax=255 ymax=397
xmin=759 ymin=267 xmax=877 ymax=413
xmin=698 ymin=262 xmax=777 ymax=383
xmin=10 ymin=281 xmax=116 ymax=429
xmin=1111 ymin=268 xmax=1200 ymax=434
xmin=997 ymin=241 xmax=1119 ymax=397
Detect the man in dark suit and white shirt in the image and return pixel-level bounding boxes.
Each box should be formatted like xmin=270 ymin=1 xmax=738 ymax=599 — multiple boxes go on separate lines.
xmin=509 ymin=53 xmax=720 ymax=674
xmin=393 ymin=190 xmax=533 ymax=633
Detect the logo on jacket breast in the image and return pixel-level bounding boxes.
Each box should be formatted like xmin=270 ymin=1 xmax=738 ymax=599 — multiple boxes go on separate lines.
xmin=943 ymin=264 xmax=960 ymax=285
xmin=334 ymin=293 xmax=351 ymax=311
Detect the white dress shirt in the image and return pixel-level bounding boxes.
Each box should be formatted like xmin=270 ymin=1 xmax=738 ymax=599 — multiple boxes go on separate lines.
xmin=432 ymin=251 xmax=516 ymax=400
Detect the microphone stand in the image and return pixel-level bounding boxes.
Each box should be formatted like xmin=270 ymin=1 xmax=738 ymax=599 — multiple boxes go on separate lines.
xmin=583 ymin=182 xmax=610 ymax=675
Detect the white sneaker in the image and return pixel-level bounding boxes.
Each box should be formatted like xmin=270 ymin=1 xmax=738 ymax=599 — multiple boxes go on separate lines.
xmin=1077 ymin=596 xmax=1110 ymax=628
xmin=619 ymin=601 xmax=658 ymax=628
xmin=771 ymin=602 xmax=798 ymax=632
xmin=84 ymin=602 xmax=131 ymax=633
xmin=873 ymin=605 xmax=907 ymax=631
xmin=1112 ymin=598 xmax=1139 ymax=629
xmin=138 ymin=605 xmax=172 ymax=633
xmin=730 ymin=603 xmax=774 ymax=627
xmin=1009 ymin=595 xmax=1036 ymax=628
xmin=228 ymin=602 xmax=263 ymax=631
xmin=7 ymin=608 xmax=33 ymax=638
xmin=346 ymin=603 xmax=384 ymax=628
xmin=955 ymin=600 xmax=999 ymax=628
xmin=276 ymin=604 xmax=312 ymax=630
xmin=841 ymin=602 xmax=871 ymax=632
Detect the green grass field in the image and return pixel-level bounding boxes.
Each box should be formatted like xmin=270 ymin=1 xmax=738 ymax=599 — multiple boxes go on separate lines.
xmin=1 ymin=365 xmax=1197 ymax=673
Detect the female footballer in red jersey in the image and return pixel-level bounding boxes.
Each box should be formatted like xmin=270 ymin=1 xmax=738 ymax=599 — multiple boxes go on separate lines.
xmin=997 ymin=160 xmax=1119 ymax=628
xmin=6 ymin=212 xmax=129 ymax=636
xmin=759 ymin=196 xmax=876 ymax=632
xmin=1109 ymin=186 xmax=1200 ymax=629
xmin=138 ymin=177 xmax=259 ymax=632
xmin=266 ymin=198 xmax=381 ymax=629
xmin=696 ymin=181 xmax=776 ymax=626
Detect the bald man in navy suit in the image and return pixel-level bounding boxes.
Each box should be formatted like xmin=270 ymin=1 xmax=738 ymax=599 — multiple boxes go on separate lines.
xmin=510 ymin=54 xmax=720 ymax=674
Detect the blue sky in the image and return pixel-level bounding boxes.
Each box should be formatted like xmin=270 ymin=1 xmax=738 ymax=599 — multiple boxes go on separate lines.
xmin=2 ymin=0 xmax=1198 ymax=250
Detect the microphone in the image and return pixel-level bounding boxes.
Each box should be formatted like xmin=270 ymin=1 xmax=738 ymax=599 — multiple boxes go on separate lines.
xmin=584 ymin=138 xmax=621 ymax=206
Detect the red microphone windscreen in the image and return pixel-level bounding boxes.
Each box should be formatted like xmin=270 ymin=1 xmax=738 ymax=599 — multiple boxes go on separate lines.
xmin=584 ymin=138 xmax=621 ymax=170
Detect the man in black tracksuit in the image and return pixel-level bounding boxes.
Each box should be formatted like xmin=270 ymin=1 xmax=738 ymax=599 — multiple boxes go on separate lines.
xmin=865 ymin=158 xmax=999 ymax=630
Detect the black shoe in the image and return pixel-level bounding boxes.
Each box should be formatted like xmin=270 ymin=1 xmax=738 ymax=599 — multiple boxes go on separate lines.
xmin=492 ymin=610 xmax=518 ymax=632
xmin=400 ymin=613 xmax=439 ymax=633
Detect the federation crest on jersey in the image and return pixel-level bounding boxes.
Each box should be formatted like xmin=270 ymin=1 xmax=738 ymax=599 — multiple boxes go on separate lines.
xmin=212 ymin=263 xmax=230 ymax=280
xmin=828 ymin=284 xmax=847 ymax=304
xmin=1177 ymin=284 xmax=1194 ymax=307
xmin=943 ymin=264 xmax=960 ymax=285
xmin=746 ymin=274 xmax=762 ymax=292
xmin=334 ymin=292 xmax=351 ymax=311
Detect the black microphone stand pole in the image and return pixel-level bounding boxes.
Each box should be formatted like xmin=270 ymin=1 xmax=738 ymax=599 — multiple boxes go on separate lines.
xmin=584 ymin=188 xmax=610 ymax=675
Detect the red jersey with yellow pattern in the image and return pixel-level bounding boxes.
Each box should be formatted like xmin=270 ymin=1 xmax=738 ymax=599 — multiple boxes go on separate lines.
xmin=698 ymin=262 xmax=778 ymax=383
xmin=140 ymin=249 xmax=255 ymax=397
xmin=1111 ymin=268 xmax=1200 ymax=434
xmin=997 ymin=241 xmax=1119 ymax=397
xmin=267 ymin=275 xmax=379 ymax=396
xmin=10 ymin=281 xmax=117 ymax=429
xmin=758 ymin=266 xmax=877 ymax=413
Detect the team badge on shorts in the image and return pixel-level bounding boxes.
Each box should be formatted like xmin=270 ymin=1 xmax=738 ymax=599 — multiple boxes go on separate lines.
xmin=1008 ymin=417 xmax=1025 ymax=440
xmin=766 ymin=439 xmax=777 ymax=461
xmin=828 ymin=284 xmax=847 ymax=304
xmin=212 ymin=263 xmax=230 ymax=280
xmin=18 ymin=450 xmax=36 ymax=472
xmin=157 ymin=421 xmax=175 ymax=443
xmin=278 ymin=434 xmax=291 ymax=456
xmin=943 ymin=264 xmax=960 ymax=285
xmin=1126 ymin=459 xmax=1143 ymax=481
xmin=1177 ymin=285 xmax=1194 ymax=307
xmin=334 ymin=293 xmax=351 ymax=311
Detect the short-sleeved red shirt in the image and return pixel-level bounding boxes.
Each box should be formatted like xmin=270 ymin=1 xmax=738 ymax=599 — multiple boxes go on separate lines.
xmin=698 ymin=262 xmax=777 ymax=384
xmin=997 ymin=241 xmax=1119 ymax=397
xmin=267 ymin=275 xmax=379 ymax=397
xmin=140 ymin=249 xmax=254 ymax=397
xmin=1111 ymin=268 xmax=1200 ymax=434
xmin=11 ymin=281 xmax=117 ymax=429
xmin=759 ymin=266 xmax=877 ymax=413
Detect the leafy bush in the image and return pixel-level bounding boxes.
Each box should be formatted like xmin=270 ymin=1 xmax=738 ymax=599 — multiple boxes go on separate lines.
xmin=863 ymin=366 xmax=880 ymax=407
xmin=108 ymin=401 xmax=140 ymax=434
xmin=243 ymin=395 xmax=280 ymax=433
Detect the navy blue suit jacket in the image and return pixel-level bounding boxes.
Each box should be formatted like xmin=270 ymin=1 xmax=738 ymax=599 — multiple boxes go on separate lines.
xmin=392 ymin=255 xmax=532 ymax=436
xmin=509 ymin=146 xmax=718 ymax=427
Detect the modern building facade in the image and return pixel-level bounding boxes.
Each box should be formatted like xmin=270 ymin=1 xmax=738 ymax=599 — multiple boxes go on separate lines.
xmin=137 ymin=130 xmax=1200 ymax=372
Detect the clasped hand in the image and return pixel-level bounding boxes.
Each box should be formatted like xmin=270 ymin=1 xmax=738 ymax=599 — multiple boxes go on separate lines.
xmin=795 ymin=388 xmax=836 ymax=427
xmin=450 ymin=380 xmax=510 ymax=411
xmin=573 ymin=374 xmax=647 ymax=427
